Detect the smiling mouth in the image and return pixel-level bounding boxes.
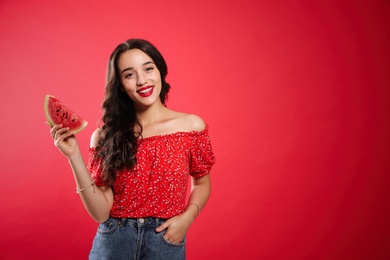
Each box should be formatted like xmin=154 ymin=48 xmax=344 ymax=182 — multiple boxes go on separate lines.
xmin=137 ymin=86 xmax=154 ymax=97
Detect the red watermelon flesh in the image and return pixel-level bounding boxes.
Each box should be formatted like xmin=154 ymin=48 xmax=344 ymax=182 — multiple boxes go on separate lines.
xmin=44 ymin=95 xmax=88 ymax=134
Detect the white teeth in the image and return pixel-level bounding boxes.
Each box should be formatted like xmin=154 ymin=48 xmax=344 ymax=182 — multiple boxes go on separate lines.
xmin=139 ymin=87 xmax=152 ymax=94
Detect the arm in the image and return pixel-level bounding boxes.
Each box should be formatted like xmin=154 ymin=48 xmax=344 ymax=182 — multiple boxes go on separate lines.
xmin=186 ymin=174 xmax=212 ymax=218
xmin=155 ymin=174 xmax=211 ymax=244
xmin=68 ymin=150 xmax=113 ymax=223
xmin=49 ymin=124 xmax=113 ymax=223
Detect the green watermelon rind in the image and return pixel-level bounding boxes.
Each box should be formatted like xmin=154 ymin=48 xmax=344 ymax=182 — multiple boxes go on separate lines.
xmin=44 ymin=94 xmax=88 ymax=135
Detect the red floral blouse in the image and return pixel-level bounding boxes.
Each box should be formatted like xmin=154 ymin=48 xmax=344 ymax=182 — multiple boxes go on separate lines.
xmin=87 ymin=127 xmax=215 ymax=219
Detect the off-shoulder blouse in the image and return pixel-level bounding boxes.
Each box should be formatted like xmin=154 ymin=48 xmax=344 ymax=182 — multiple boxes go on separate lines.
xmin=87 ymin=127 xmax=215 ymax=219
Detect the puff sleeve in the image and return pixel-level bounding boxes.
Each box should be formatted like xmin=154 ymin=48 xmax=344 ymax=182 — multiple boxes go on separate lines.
xmin=87 ymin=148 xmax=106 ymax=187
xmin=189 ymin=128 xmax=216 ymax=178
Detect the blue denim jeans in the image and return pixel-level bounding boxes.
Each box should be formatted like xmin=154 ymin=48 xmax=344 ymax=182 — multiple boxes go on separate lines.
xmin=89 ymin=217 xmax=186 ymax=260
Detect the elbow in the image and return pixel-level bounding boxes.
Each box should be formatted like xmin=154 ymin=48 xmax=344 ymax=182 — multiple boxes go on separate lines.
xmin=90 ymin=211 xmax=111 ymax=223
xmin=94 ymin=215 xmax=110 ymax=223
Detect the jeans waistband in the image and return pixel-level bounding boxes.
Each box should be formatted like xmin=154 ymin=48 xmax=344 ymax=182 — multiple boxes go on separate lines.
xmin=111 ymin=217 xmax=166 ymax=227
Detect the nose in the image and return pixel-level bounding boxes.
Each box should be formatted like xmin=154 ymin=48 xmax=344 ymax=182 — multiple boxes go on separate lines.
xmin=136 ymin=73 xmax=147 ymax=86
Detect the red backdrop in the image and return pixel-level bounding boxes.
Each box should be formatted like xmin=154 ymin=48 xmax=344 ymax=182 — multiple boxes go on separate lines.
xmin=1 ymin=0 xmax=389 ymax=259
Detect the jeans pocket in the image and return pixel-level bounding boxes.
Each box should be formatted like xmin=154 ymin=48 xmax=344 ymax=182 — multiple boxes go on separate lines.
xmin=158 ymin=230 xmax=186 ymax=247
xmin=97 ymin=218 xmax=118 ymax=235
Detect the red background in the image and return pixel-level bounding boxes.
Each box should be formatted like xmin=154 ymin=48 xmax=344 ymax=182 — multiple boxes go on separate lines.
xmin=1 ymin=0 xmax=389 ymax=259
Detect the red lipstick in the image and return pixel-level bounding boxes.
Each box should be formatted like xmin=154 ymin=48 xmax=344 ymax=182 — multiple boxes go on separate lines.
xmin=136 ymin=86 xmax=154 ymax=97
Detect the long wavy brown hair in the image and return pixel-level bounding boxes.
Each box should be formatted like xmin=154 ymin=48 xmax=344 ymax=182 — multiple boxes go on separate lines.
xmin=95 ymin=39 xmax=171 ymax=185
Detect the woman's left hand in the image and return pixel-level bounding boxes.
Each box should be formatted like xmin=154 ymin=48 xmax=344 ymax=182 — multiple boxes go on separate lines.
xmin=155 ymin=213 xmax=195 ymax=244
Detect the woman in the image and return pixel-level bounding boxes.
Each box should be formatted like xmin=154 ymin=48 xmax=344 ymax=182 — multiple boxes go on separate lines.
xmin=48 ymin=38 xmax=215 ymax=259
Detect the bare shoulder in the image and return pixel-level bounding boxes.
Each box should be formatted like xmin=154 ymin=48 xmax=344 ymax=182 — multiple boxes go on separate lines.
xmin=175 ymin=112 xmax=206 ymax=132
xmin=90 ymin=128 xmax=102 ymax=148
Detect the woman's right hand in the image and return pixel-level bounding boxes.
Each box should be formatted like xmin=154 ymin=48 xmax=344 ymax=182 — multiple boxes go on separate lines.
xmin=47 ymin=122 xmax=80 ymax=158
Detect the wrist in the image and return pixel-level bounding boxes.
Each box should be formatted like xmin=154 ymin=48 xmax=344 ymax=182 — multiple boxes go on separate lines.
xmin=67 ymin=150 xmax=84 ymax=166
xmin=183 ymin=202 xmax=200 ymax=221
xmin=67 ymin=149 xmax=82 ymax=162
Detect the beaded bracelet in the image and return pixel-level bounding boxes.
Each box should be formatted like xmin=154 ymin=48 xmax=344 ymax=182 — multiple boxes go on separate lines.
xmin=187 ymin=202 xmax=200 ymax=215
xmin=76 ymin=182 xmax=95 ymax=194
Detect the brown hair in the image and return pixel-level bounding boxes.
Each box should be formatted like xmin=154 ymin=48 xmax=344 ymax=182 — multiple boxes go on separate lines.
xmin=95 ymin=38 xmax=171 ymax=184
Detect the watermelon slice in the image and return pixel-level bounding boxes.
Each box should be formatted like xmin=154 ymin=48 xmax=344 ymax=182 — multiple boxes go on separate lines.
xmin=44 ymin=95 xmax=88 ymax=134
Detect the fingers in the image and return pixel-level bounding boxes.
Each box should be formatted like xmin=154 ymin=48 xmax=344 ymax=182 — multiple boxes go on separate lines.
xmin=155 ymin=220 xmax=170 ymax=233
xmin=164 ymin=232 xmax=182 ymax=245
xmin=156 ymin=221 xmax=175 ymax=243
xmin=156 ymin=220 xmax=185 ymax=244
xmin=49 ymin=124 xmax=71 ymax=143
xmin=49 ymin=124 xmax=60 ymax=138
xmin=164 ymin=231 xmax=175 ymax=244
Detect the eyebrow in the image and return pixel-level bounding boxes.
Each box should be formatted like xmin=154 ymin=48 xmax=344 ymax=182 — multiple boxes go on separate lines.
xmin=121 ymin=61 xmax=155 ymax=74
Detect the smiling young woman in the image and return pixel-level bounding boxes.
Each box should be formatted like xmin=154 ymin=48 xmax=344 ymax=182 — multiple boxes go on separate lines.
xmin=48 ymin=38 xmax=216 ymax=260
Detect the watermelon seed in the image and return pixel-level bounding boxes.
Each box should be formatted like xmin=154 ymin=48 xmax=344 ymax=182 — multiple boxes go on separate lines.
xmin=62 ymin=111 xmax=69 ymax=119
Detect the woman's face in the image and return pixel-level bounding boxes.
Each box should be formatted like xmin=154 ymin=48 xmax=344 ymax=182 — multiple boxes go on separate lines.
xmin=117 ymin=48 xmax=162 ymax=109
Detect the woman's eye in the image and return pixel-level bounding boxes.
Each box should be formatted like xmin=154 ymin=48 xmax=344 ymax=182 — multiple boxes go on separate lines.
xmin=146 ymin=67 xmax=154 ymax=72
xmin=125 ymin=73 xmax=134 ymax=78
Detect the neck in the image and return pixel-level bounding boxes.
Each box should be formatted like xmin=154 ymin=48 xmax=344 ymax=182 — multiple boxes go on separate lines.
xmin=135 ymin=101 xmax=168 ymax=127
